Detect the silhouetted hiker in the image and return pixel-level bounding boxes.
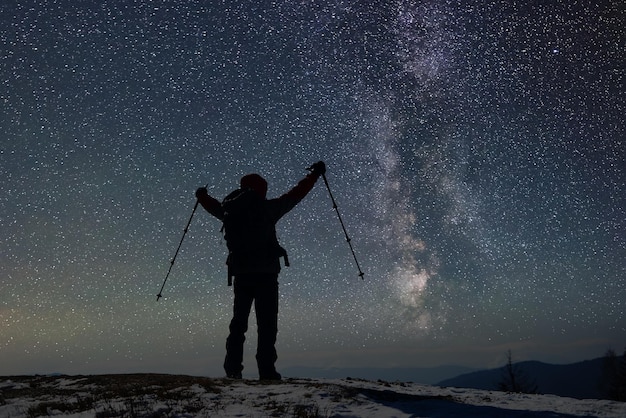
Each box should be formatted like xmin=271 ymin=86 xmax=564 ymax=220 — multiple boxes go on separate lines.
xmin=195 ymin=161 xmax=326 ymax=380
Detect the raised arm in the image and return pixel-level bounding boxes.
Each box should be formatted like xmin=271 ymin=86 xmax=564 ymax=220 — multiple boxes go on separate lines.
xmin=195 ymin=187 xmax=225 ymax=220
xmin=271 ymin=161 xmax=326 ymax=219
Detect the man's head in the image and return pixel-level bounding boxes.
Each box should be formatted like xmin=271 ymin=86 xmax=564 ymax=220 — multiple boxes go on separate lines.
xmin=240 ymin=173 xmax=268 ymax=198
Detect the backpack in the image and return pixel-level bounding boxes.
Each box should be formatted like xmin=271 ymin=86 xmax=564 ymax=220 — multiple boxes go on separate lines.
xmin=221 ymin=188 xmax=289 ymax=285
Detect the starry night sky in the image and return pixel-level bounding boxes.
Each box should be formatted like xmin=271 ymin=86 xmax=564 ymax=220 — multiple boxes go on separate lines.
xmin=1 ymin=1 xmax=624 ymax=376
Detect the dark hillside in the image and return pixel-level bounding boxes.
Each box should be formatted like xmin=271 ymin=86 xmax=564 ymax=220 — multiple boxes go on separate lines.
xmin=438 ymin=358 xmax=606 ymax=399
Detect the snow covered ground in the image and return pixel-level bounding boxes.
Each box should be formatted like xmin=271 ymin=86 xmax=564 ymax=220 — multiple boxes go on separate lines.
xmin=1 ymin=374 xmax=625 ymax=417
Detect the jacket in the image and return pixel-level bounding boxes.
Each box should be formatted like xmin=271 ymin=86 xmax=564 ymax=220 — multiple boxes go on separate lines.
xmin=197 ymin=173 xmax=320 ymax=281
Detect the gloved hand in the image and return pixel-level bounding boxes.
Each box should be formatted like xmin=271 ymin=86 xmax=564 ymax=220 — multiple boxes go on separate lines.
xmin=195 ymin=187 xmax=208 ymax=199
xmin=308 ymin=161 xmax=326 ymax=176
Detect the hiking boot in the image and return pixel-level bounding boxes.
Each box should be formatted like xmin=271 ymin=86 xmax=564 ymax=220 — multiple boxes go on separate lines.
xmin=259 ymin=371 xmax=281 ymax=381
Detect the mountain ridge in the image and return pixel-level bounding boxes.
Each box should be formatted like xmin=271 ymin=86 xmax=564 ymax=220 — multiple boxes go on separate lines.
xmin=437 ymin=358 xmax=607 ymax=399
xmin=284 ymin=357 xmax=610 ymax=400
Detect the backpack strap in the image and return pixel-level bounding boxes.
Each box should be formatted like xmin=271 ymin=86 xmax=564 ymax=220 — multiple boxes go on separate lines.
xmin=277 ymin=245 xmax=290 ymax=267
xmin=227 ymin=260 xmax=234 ymax=286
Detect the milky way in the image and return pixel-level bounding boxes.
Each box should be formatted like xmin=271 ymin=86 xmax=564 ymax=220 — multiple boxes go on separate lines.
xmin=1 ymin=0 xmax=624 ymax=375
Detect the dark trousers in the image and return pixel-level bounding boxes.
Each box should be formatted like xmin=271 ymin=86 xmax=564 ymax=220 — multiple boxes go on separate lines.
xmin=224 ymin=273 xmax=279 ymax=377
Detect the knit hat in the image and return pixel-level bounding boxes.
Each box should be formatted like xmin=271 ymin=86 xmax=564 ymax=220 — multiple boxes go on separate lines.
xmin=240 ymin=173 xmax=268 ymax=198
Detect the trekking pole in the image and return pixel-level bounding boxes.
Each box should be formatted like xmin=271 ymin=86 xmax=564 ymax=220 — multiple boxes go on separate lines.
xmin=317 ymin=171 xmax=364 ymax=280
xmin=156 ymin=187 xmax=205 ymax=301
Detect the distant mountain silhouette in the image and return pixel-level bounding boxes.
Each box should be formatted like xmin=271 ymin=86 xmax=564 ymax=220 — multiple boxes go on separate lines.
xmin=437 ymin=358 xmax=606 ymax=400
xmin=283 ymin=365 xmax=478 ymax=384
